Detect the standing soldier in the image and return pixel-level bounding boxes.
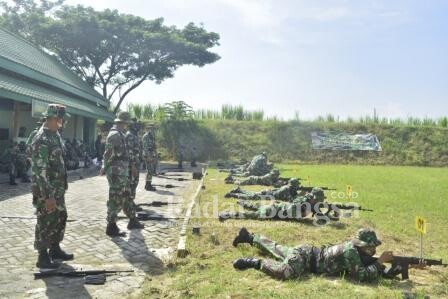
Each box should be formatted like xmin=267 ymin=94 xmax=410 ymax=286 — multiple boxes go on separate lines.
xmin=31 ymin=104 xmax=73 ymax=269
xmin=26 ymin=118 xmax=44 ymax=154
xmin=16 ymin=141 xmax=31 ymax=182
xmin=125 ymin=118 xmax=141 ymax=204
xmin=142 ymin=124 xmax=158 ymax=191
xmin=3 ymin=141 xmax=18 ymax=185
xmin=101 ymin=112 xmax=144 ymax=237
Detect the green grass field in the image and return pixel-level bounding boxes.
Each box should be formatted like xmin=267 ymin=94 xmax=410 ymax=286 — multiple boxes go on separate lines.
xmin=139 ymin=164 xmax=448 ymax=299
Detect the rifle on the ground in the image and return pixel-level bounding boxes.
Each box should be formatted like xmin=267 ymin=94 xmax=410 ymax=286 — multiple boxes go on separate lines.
xmin=137 ymin=201 xmax=182 ymax=207
xmin=151 ymin=183 xmax=177 ymax=188
xmin=155 ymin=174 xmax=190 ymax=181
xmin=34 ymin=269 xmax=134 ymax=279
xmin=363 ymin=255 xmax=447 ymax=280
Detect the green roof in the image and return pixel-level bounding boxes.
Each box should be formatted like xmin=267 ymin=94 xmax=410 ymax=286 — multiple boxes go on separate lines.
xmin=0 ymin=72 xmax=113 ymax=120
xmin=0 ymin=27 xmax=113 ymax=120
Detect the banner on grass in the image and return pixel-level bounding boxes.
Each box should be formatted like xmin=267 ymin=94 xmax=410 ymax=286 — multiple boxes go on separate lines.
xmin=311 ymin=132 xmax=382 ymax=151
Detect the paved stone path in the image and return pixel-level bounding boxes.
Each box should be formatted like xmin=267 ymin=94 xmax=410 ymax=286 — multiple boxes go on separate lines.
xmin=0 ymin=164 xmax=201 ymax=298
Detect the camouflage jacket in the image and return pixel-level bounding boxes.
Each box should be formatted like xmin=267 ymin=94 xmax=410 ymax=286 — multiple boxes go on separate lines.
xmin=270 ymin=185 xmax=297 ymax=201
xmin=315 ymin=241 xmax=382 ymax=282
xmin=240 ymin=171 xmax=280 ymax=186
xmin=31 ymin=126 xmax=67 ymax=200
xmin=26 ymin=126 xmax=41 ymax=156
xmin=246 ymin=154 xmax=270 ymax=176
xmin=125 ymin=129 xmax=140 ymax=166
xmin=103 ymin=125 xmax=129 ymax=178
xmin=142 ymin=132 xmax=157 ymax=158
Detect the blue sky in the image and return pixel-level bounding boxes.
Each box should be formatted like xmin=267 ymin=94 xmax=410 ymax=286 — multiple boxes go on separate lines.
xmin=66 ymin=0 xmax=448 ymax=120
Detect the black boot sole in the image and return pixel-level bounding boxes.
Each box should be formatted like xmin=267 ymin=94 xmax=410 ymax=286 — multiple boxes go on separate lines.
xmin=50 ymin=254 xmax=74 ymax=261
xmin=106 ymin=231 xmax=127 ymax=237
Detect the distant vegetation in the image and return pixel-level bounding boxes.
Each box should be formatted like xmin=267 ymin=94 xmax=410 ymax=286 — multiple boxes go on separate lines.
xmin=128 ymin=103 xmax=448 ymax=128
xmin=122 ymin=102 xmax=448 ymax=166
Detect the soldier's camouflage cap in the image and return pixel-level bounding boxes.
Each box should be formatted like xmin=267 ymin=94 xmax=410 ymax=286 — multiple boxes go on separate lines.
xmin=352 ymin=228 xmax=382 ymax=247
xmin=42 ymin=104 xmax=70 ymax=118
xmin=289 ymin=178 xmax=300 ymax=186
xmin=114 ymin=111 xmax=131 ymax=123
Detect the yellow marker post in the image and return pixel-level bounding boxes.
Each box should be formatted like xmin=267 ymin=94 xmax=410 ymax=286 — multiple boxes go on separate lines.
xmin=346 ymin=185 xmax=353 ymax=199
xmin=415 ymin=216 xmax=427 ymax=259
xmin=307 ymin=176 xmax=311 ymax=186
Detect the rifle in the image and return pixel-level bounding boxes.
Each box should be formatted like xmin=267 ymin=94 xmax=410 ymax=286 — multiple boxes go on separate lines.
xmin=155 ymin=174 xmax=189 ymax=181
xmin=278 ymin=177 xmax=303 ymax=181
xmin=151 ymin=183 xmax=177 ymax=188
xmin=329 ymin=203 xmax=373 ymax=212
xmin=363 ymin=255 xmax=447 ymax=280
xmin=299 ymin=186 xmax=336 ymax=192
xmin=312 ymin=203 xmax=372 ymax=220
xmin=34 ymin=269 xmax=133 ymax=279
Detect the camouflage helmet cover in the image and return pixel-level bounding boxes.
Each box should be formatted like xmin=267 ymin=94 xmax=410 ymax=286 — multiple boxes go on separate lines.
xmin=288 ymin=178 xmax=300 ymax=187
xmin=352 ymin=228 xmax=382 ymax=247
xmin=42 ymin=104 xmax=70 ymax=118
xmin=114 ymin=111 xmax=131 ymax=123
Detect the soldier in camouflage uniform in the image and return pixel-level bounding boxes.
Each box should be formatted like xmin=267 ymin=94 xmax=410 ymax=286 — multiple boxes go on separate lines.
xmin=142 ymin=124 xmax=158 ymax=191
xmin=225 ymin=169 xmax=280 ymax=186
xmin=125 ymin=118 xmax=141 ymax=200
xmin=101 ymin=112 xmax=144 ymax=237
xmin=219 ymin=188 xmax=325 ymax=222
xmin=225 ymin=178 xmax=300 ymax=201
xmin=31 ymin=104 xmax=73 ymax=269
xmin=222 ymin=152 xmax=272 ymax=177
xmin=1 ymin=141 xmax=19 ymax=185
xmin=16 ymin=141 xmax=31 ymax=182
xmin=26 ymin=119 xmax=44 ymax=154
xmin=232 ymin=228 xmax=394 ymax=282
xmin=177 ymin=143 xmax=185 ymax=169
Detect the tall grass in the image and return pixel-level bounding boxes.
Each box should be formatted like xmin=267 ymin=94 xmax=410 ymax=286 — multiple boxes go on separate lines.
xmin=128 ymin=102 xmax=448 ymax=128
xmin=195 ymin=105 xmax=265 ymax=121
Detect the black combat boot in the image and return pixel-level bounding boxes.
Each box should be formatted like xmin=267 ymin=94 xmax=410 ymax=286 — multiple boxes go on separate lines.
xmin=49 ymin=243 xmax=74 ymax=261
xmin=106 ymin=222 xmax=126 ymax=237
xmin=36 ymin=250 xmax=59 ymax=269
xmin=127 ymin=218 xmax=145 ymax=229
xmin=232 ymin=227 xmax=254 ymax=247
xmin=233 ymin=257 xmax=261 ymax=270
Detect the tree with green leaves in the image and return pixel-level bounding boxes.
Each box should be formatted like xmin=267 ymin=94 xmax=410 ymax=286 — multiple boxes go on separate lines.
xmin=0 ymin=1 xmax=220 ymax=113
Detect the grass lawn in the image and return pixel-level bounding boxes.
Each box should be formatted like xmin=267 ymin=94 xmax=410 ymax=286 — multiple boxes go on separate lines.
xmin=138 ymin=164 xmax=448 ymax=298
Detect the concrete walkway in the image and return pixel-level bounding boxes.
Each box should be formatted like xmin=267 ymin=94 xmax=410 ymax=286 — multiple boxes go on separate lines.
xmin=0 ymin=164 xmax=201 ymax=298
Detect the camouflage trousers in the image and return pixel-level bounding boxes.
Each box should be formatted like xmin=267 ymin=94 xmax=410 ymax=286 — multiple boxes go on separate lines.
xmin=239 ymin=175 xmax=276 ymax=186
xmin=237 ymin=202 xmax=304 ymax=220
xmin=253 ymin=234 xmax=313 ymax=280
xmin=228 ymin=188 xmax=278 ymax=200
xmin=34 ymin=197 xmax=67 ymax=251
xmin=144 ymin=156 xmax=157 ymax=183
xmin=129 ymin=162 xmax=140 ymax=200
xmin=106 ymin=175 xmax=136 ymax=223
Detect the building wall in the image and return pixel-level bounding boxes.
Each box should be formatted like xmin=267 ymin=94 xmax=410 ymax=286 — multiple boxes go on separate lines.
xmin=0 ymin=98 xmax=95 ymax=146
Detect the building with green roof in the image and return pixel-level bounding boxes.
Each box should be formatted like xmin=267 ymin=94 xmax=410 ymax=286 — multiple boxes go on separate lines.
xmin=0 ymin=27 xmax=113 ymax=148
